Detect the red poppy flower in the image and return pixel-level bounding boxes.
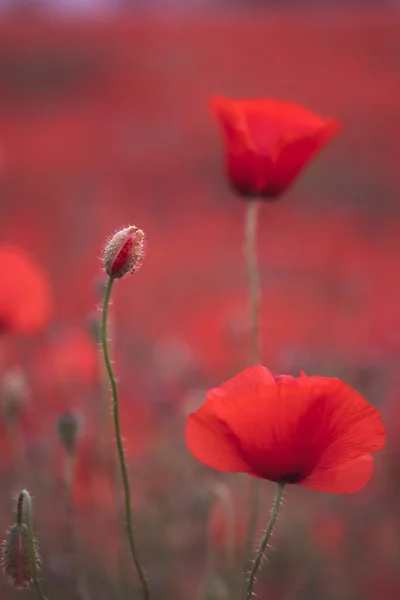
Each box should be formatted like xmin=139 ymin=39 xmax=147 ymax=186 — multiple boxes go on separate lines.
xmin=186 ymin=366 xmax=385 ymax=493
xmin=0 ymin=245 xmax=52 ymax=335
xmin=211 ymin=96 xmax=340 ymax=199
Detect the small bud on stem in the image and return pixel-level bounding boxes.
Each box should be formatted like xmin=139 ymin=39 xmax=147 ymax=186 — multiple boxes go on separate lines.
xmin=101 ymin=225 xmax=149 ymax=600
xmin=1 ymin=490 xmax=46 ymax=600
xmin=103 ymin=226 xmax=145 ymax=279
xmin=57 ymin=411 xmax=82 ymax=456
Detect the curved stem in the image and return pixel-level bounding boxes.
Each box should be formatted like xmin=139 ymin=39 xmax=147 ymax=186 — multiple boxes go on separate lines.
xmin=97 ymin=338 xmax=128 ymax=597
xmin=245 ymin=483 xmax=285 ymax=600
xmin=244 ymin=200 xmax=262 ymax=563
xmin=90 ymin=305 xmax=126 ymax=596
xmin=20 ymin=490 xmax=47 ymax=600
xmin=101 ymin=277 xmax=150 ymax=600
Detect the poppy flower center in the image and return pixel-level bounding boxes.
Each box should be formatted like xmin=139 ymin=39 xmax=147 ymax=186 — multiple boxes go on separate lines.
xmin=280 ymin=472 xmax=302 ymax=484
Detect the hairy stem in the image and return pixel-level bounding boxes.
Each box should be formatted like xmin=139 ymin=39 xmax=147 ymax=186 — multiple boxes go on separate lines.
xmin=243 ymin=478 xmax=261 ymax=567
xmin=245 ymin=483 xmax=285 ymax=600
xmin=98 ymin=345 xmax=129 ymax=597
xmin=101 ymin=276 xmax=149 ymax=600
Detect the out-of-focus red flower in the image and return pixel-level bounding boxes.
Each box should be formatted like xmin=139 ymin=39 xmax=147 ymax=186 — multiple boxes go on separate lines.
xmin=35 ymin=328 xmax=99 ymax=389
xmin=0 ymin=245 xmax=52 ymax=335
xmin=71 ymin=437 xmax=116 ymax=512
xmin=211 ymin=96 xmax=340 ymax=199
xmin=186 ymin=366 xmax=385 ymax=493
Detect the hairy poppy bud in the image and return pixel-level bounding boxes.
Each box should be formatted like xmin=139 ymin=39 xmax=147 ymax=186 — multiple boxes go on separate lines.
xmin=2 ymin=491 xmax=43 ymax=593
xmin=57 ymin=411 xmax=82 ymax=455
xmin=1 ymin=524 xmax=33 ymax=589
xmin=103 ymin=226 xmax=145 ymax=279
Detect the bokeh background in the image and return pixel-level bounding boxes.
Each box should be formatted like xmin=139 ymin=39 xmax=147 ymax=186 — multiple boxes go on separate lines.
xmin=0 ymin=0 xmax=399 ymax=599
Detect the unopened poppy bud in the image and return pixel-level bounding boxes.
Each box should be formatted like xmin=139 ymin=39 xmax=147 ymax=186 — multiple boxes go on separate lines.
xmin=2 ymin=524 xmax=31 ymax=589
xmin=103 ymin=225 xmax=145 ymax=279
xmin=1 ymin=523 xmax=39 ymax=589
xmin=2 ymin=491 xmax=43 ymax=593
xmin=57 ymin=411 xmax=82 ymax=455
xmin=1 ymin=368 xmax=29 ymax=423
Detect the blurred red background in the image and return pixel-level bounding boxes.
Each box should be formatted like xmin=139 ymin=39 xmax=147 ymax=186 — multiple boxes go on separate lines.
xmin=0 ymin=4 xmax=399 ymax=600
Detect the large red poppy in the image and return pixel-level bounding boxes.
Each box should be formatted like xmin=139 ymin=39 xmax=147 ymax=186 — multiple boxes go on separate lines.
xmin=0 ymin=245 xmax=52 ymax=335
xmin=211 ymin=96 xmax=340 ymax=199
xmin=186 ymin=366 xmax=385 ymax=493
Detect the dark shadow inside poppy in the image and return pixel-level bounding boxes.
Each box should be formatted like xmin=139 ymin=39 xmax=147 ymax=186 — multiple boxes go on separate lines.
xmin=0 ymin=317 xmax=10 ymax=335
xmin=280 ymin=472 xmax=302 ymax=484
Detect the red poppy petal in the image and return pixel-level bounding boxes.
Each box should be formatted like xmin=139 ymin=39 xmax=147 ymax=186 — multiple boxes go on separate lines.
xmin=203 ymin=375 xmax=310 ymax=481
xmin=300 ymin=454 xmax=374 ymax=494
xmin=303 ymin=377 xmax=386 ymax=468
xmin=226 ymin=149 xmax=273 ymax=197
xmin=264 ymin=119 xmax=340 ymax=196
xmin=211 ymin=95 xmax=340 ymax=199
xmin=245 ymin=99 xmax=337 ymax=148
xmin=211 ymin=95 xmax=253 ymax=153
xmin=185 ymin=410 xmax=255 ymax=474
xmin=211 ymin=97 xmax=274 ymax=196
xmin=208 ymin=365 xmax=276 ymax=400
xmin=186 ymin=367 xmax=385 ymax=488
xmin=194 ymin=372 xmax=384 ymax=483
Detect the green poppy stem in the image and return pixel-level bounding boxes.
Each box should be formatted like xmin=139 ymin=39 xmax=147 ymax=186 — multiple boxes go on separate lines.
xmin=244 ymin=199 xmax=261 ymax=365
xmin=245 ymin=483 xmax=285 ymax=600
xmin=101 ymin=276 xmax=149 ymax=600
xmin=243 ymin=200 xmax=262 ymax=563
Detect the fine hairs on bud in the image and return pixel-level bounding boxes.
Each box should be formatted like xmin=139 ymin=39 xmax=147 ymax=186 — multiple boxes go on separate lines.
xmin=1 ymin=491 xmax=41 ymax=590
xmin=1 ymin=524 xmax=35 ymax=589
xmin=103 ymin=225 xmax=145 ymax=279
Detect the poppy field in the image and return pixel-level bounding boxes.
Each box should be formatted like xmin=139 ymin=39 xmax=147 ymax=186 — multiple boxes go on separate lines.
xmin=0 ymin=4 xmax=399 ymax=600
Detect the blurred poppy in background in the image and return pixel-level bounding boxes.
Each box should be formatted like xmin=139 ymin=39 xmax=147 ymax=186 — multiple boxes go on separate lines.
xmin=34 ymin=328 xmax=99 ymax=390
xmin=211 ymin=96 xmax=340 ymax=199
xmin=0 ymin=246 xmax=52 ymax=336
xmin=186 ymin=365 xmax=385 ymax=493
